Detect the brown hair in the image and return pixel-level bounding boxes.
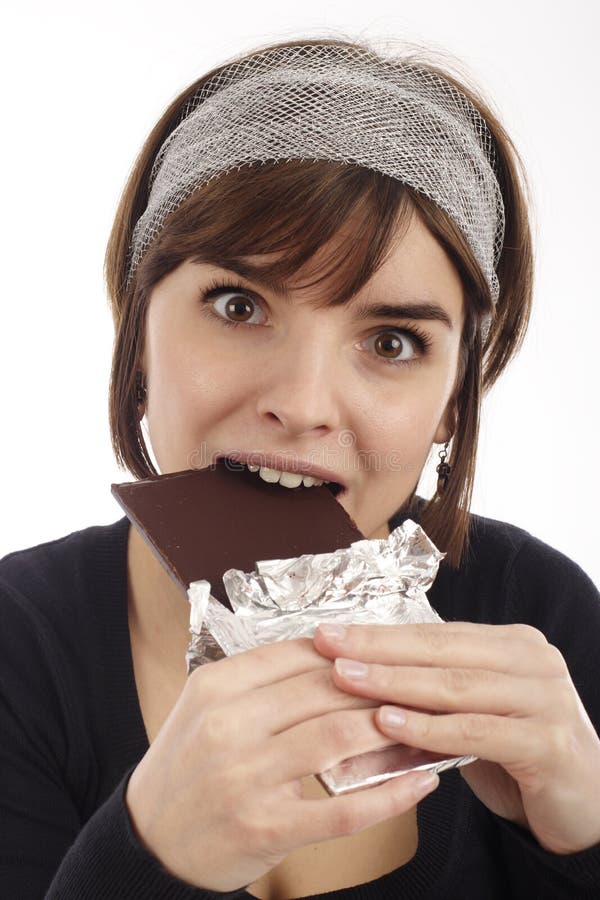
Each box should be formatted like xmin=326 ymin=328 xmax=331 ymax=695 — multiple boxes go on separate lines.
xmin=105 ymin=36 xmax=533 ymax=568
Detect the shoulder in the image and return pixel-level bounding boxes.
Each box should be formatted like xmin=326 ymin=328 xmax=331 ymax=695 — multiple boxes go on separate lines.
xmin=465 ymin=508 xmax=597 ymax=599
xmin=0 ymin=518 xmax=129 ymax=605
xmin=0 ymin=518 xmax=130 ymax=662
xmin=429 ymin=508 xmax=599 ymax=635
xmin=0 ymin=518 xmax=130 ymax=752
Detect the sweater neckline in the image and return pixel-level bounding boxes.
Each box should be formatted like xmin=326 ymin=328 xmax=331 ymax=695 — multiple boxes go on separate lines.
xmin=101 ymin=514 xmax=469 ymax=899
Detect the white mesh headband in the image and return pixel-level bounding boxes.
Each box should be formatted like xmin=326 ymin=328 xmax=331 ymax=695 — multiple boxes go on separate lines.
xmin=127 ymin=44 xmax=505 ymax=315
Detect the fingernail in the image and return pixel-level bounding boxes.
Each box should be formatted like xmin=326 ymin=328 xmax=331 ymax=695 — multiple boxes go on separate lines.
xmin=379 ymin=706 xmax=407 ymax=729
xmin=335 ymin=658 xmax=369 ymax=680
xmin=318 ymin=624 xmax=347 ymax=641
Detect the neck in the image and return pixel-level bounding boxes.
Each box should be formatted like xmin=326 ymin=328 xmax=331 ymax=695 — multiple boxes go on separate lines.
xmin=127 ymin=524 xmax=192 ymax=673
xmin=369 ymin=521 xmax=390 ymax=540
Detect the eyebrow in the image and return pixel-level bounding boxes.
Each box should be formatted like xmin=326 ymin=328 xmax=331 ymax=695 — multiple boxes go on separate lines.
xmin=195 ymin=258 xmax=454 ymax=329
xmin=193 ymin=257 xmax=291 ymax=298
xmin=352 ymin=301 xmax=453 ymax=329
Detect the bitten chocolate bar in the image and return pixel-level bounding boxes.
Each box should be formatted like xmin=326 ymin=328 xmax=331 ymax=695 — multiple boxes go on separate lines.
xmin=111 ymin=460 xmax=363 ymax=606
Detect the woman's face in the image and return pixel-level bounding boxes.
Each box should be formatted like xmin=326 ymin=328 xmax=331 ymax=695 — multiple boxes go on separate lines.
xmin=141 ymin=212 xmax=465 ymax=539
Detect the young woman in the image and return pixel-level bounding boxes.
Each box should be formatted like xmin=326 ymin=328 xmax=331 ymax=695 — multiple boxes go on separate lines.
xmin=1 ymin=36 xmax=599 ymax=900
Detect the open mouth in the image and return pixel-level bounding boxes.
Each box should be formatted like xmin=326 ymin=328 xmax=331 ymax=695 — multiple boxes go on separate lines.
xmin=219 ymin=456 xmax=346 ymax=497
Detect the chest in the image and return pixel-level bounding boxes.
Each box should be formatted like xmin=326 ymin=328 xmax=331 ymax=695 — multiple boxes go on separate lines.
xmin=130 ymin=628 xmax=419 ymax=899
xmin=247 ymin=775 xmax=418 ymax=899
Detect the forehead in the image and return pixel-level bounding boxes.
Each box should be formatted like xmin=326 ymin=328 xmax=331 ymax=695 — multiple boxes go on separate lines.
xmin=225 ymin=212 xmax=465 ymax=328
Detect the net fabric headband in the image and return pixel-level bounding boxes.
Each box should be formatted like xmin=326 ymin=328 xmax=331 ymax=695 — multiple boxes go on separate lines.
xmin=127 ymin=44 xmax=505 ymax=318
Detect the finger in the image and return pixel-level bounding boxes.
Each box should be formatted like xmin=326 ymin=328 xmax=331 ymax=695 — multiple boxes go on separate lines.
xmin=375 ymin=704 xmax=546 ymax=770
xmin=189 ymin=637 xmax=331 ymax=703
xmin=255 ymin=666 xmax=377 ymax=732
xmin=289 ymin=769 xmax=440 ymax=846
xmin=261 ymin=707 xmax=399 ymax=785
xmin=332 ymin=660 xmax=564 ymax=718
xmin=313 ymin=622 xmax=559 ymax=676
xmin=199 ymin=666 xmax=378 ymax=747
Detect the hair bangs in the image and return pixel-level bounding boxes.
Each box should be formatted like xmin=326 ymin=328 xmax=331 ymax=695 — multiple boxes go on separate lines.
xmin=139 ymin=159 xmax=414 ymax=309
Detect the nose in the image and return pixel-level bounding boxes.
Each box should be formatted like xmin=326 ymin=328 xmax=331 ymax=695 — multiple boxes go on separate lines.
xmin=255 ymin=330 xmax=345 ymax=438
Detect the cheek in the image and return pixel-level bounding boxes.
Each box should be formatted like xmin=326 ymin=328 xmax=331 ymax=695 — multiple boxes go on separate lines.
xmin=143 ymin=316 xmax=233 ymax=456
xmin=355 ymin=378 xmax=451 ymax=453
xmin=146 ymin=313 xmax=233 ymax=410
xmin=149 ymin=356 xmax=237 ymax=432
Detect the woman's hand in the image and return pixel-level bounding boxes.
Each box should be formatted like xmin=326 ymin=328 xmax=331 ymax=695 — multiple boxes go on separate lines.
xmin=125 ymin=638 xmax=440 ymax=892
xmin=313 ymin=621 xmax=600 ymax=856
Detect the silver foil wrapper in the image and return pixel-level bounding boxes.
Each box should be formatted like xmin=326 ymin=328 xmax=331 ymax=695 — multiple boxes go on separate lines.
xmin=186 ymin=519 xmax=476 ymax=794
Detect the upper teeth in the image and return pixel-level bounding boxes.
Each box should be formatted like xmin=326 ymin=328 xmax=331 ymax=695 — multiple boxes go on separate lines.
xmin=242 ymin=463 xmax=328 ymax=489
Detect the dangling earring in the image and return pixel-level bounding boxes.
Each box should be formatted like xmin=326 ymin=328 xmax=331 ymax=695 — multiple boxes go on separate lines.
xmin=135 ymin=371 xmax=147 ymax=415
xmin=436 ymin=440 xmax=451 ymax=496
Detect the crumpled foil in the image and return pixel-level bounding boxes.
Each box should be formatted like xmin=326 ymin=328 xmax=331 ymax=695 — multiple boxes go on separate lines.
xmin=186 ymin=519 xmax=476 ymax=794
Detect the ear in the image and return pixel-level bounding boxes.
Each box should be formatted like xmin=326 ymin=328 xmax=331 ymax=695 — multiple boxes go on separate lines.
xmin=433 ymin=401 xmax=457 ymax=445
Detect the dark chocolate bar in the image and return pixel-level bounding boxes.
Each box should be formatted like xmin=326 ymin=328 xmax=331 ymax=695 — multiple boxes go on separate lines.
xmin=112 ymin=460 xmax=364 ymax=606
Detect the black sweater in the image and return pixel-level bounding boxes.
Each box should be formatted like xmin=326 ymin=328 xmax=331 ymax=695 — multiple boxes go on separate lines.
xmin=1 ymin=511 xmax=600 ymax=899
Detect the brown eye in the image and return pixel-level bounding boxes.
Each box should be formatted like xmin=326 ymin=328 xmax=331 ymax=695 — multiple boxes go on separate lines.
xmin=376 ymin=331 xmax=418 ymax=360
xmin=225 ymin=297 xmax=254 ymax=322
xmin=374 ymin=332 xmax=404 ymax=358
xmin=208 ymin=289 xmax=266 ymax=326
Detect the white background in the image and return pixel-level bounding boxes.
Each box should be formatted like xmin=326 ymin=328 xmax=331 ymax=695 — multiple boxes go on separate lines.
xmin=1 ymin=0 xmax=599 ymax=586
